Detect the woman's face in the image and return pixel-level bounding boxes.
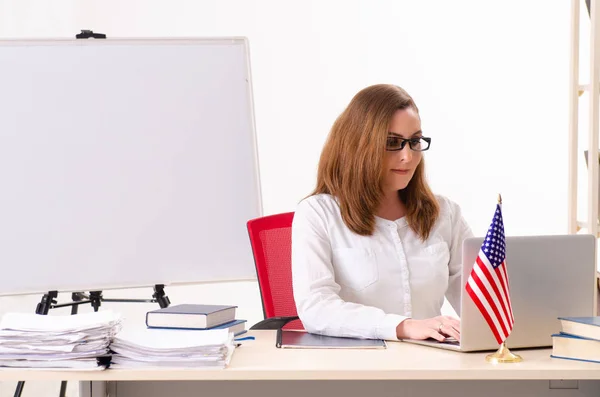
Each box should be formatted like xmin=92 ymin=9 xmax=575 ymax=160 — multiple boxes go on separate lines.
xmin=382 ymin=108 xmax=423 ymax=192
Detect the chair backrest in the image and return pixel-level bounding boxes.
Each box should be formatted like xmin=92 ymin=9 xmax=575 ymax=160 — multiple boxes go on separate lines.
xmin=247 ymin=212 xmax=304 ymax=330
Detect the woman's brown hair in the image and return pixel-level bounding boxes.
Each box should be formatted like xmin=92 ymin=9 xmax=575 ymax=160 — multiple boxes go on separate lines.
xmin=311 ymin=84 xmax=439 ymax=240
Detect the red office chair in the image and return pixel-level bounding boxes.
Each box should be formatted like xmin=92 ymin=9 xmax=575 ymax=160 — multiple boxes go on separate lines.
xmin=247 ymin=212 xmax=304 ymax=330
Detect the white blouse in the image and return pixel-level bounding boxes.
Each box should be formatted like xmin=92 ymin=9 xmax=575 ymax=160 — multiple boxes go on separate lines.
xmin=291 ymin=193 xmax=473 ymax=341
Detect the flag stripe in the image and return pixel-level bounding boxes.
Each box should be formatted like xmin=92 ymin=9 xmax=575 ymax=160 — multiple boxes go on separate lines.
xmin=470 ymin=262 xmax=509 ymax=336
xmin=495 ymin=265 xmax=514 ymax=323
xmin=467 ymin=277 xmax=508 ymax=341
xmin=473 ymin=259 xmax=512 ymax=332
xmin=498 ymin=263 xmax=515 ymax=322
xmin=478 ymin=255 xmax=512 ymax=328
xmin=466 ymin=281 xmax=504 ymax=344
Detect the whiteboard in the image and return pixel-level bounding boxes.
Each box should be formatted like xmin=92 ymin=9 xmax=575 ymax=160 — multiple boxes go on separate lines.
xmin=0 ymin=38 xmax=262 ymax=296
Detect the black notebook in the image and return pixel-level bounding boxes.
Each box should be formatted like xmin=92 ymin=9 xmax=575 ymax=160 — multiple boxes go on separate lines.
xmin=276 ymin=330 xmax=387 ymax=349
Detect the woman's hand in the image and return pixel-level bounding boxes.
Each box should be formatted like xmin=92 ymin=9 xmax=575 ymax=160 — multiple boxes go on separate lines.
xmin=395 ymin=316 xmax=460 ymax=342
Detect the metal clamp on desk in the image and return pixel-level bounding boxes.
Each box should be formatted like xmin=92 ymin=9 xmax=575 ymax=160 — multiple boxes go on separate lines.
xmin=75 ymin=30 xmax=106 ymax=39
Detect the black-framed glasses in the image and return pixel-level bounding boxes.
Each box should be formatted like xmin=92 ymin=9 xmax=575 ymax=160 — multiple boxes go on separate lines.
xmin=386 ymin=136 xmax=431 ymax=152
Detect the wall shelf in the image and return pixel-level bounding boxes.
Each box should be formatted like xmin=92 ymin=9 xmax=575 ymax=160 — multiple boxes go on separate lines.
xmin=569 ymin=0 xmax=600 ymax=239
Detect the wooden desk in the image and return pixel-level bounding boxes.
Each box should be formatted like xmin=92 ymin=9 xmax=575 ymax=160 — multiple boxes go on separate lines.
xmin=1 ymin=330 xmax=600 ymax=397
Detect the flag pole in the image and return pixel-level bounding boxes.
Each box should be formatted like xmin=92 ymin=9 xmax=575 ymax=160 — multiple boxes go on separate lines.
xmin=485 ymin=193 xmax=523 ymax=364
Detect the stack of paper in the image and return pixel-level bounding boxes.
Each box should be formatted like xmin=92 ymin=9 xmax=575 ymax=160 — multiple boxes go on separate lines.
xmin=110 ymin=327 xmax=235 ymax=368
xmin=0 ymin=310 xmax=121 ymax=370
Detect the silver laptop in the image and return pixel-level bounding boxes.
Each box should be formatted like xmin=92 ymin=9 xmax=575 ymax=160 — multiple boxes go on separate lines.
xmin=404 ymin=234 xmax=596 ymax=352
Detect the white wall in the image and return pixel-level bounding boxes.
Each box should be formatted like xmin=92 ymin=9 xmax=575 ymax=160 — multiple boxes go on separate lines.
xmin=0 ymin=1 xmax=577 ymax=396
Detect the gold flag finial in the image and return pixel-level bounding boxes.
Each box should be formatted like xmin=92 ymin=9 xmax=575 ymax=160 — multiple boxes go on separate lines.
xmin=498 ymin=193 xmax=502 ymax=205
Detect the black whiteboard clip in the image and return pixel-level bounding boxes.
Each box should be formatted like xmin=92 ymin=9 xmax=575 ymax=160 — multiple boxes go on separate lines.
xmin=89 ymin=291 xmax=103 ymax=311
xmin=35 ymin=290 xmax=58 ymax=315
xmin=153 ymin=284 xmax=171 ymax=308
xmin=76 ymin=30 xmax=106 ymax=39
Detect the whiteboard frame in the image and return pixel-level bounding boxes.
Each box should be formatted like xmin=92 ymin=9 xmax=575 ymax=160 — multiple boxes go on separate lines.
xmin=0 ymin=37 xmax=263 ymax=296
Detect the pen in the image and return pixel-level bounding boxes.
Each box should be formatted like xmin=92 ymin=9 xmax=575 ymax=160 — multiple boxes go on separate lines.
xmin=234 ymin=336 xmax=255 ymax=341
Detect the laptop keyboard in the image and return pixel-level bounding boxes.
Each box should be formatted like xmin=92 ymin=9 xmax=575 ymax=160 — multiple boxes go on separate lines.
xmin=441 ymin=338 xmax=459 ymax=345
xmin=428 ymin=337 xmax=459 ymax=346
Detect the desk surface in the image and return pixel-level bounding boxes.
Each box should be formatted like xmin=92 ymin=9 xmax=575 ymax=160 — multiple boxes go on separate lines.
xmin=0 ymin=330 xmax=599 ymax=381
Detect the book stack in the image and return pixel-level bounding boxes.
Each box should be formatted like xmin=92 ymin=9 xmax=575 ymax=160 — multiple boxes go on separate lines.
xmin=552 ymin=316 xmax=600 ymax=363
xmin=0 ymin=310 xmax=121 ymax=370
xmin=145 ymin=304 xmax=247 ymax=336
xmin=110 ymin=327 xmax=235 ymax=368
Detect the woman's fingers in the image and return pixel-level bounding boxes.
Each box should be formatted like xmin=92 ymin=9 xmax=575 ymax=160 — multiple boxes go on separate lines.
xmin=428 ymin=329 xmax=446 ymax=342
xmin=440 ymin=317 xmax=460 ymax=340
xmin=444 ymin=316 xmax=461 ymax=330
xmin=441 ymin=323 xmax=460 ymax=341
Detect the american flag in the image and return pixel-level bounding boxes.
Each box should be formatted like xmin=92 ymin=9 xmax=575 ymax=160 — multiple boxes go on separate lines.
xmin=465 ymin=203 xmax=514 ymax=344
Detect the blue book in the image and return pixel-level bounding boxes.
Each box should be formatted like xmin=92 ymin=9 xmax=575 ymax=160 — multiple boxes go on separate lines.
xmin=145 ymin=304 xmax=237 ymax=330
xmin=212 ymin=319 xmax=247 ymax=336
xmin=552 ymin=332 xmax=600 ymax=363
xmin=558 ymin=316 xmax=600 ymax=341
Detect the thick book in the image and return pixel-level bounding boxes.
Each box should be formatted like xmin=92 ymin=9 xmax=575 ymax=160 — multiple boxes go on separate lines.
xmin=145 ymin=304 xmax=237 ymax=330
xmin=276 ymin=330 xmax=386 ymax=349
xmin=551 ymin=332 xmax=600 ymax=363
xmin=207 ymin=319 xmax=247 ymax=336
xmin=558 ymin=316 xmax=600 ymax=341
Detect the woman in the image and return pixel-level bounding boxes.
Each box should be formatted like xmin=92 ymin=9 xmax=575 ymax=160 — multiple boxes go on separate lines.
xmin=291 ymin=84 xmax=473 ymax=342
